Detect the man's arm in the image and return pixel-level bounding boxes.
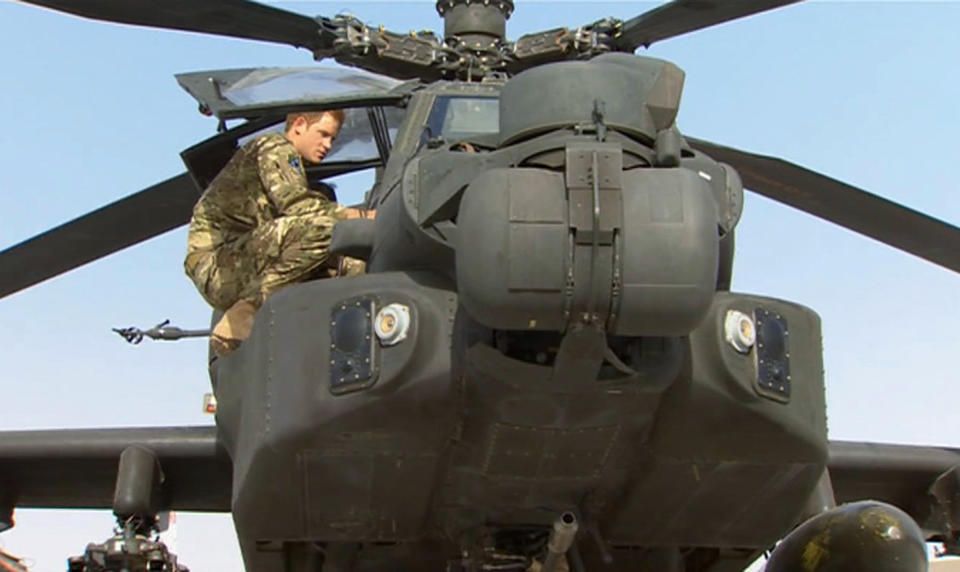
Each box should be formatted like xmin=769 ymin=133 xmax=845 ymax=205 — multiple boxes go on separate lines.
xmin=256 ymin=136 xmax=347 ymax=218
xmin=256 ymin=136 xmax=376 ymax=220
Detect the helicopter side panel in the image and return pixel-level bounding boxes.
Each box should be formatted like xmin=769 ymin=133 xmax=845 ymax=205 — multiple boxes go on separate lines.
xmin=211 ymin=272 xmax=459 ymax=566
xmin=607 ymin=291 xmax=828 ymax=548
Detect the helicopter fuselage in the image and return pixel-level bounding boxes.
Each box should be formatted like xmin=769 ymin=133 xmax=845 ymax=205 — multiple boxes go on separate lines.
xmin=211 ymin=55 xmax=828 ymax=571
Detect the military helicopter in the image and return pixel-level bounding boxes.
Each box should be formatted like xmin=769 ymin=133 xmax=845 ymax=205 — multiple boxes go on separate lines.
xmin=1 ymin=1 xmax=960 ymax=572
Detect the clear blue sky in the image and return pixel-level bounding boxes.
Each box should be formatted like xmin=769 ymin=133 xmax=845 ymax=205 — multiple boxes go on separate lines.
xmin=0 ymin=1 xmax=958 ymax=570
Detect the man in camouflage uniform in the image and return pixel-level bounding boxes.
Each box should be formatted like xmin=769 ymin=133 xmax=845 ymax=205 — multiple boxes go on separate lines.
xmin=184 ymin=109 xmax=372 ymax=354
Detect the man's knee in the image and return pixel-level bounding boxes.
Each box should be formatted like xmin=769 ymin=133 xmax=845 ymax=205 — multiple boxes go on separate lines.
xmin=286 ymin=213 xmax=336 ymax=248
xmin=186 ymin=249 xmax=251 ymax=311
xmin=192 ymin=214 xmax=344 ymax=309
xmin=256 ymin=214 xmax=337 ymax=268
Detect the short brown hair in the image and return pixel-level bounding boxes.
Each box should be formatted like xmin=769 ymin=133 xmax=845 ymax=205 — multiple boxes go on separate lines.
xmin=284 ymin=109 xmax=346 ymax=133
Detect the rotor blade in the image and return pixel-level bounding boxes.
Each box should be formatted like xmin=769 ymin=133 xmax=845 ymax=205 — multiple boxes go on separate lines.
xmin=0 ymin=173 xmax=199 ymax=300
xmin=615 ymin=0 xmax=805 ymax=51
xmin=18 ymin=0 xmax=332 ymax=51
xmin=687 ymin=137 xmax=960 ymax=273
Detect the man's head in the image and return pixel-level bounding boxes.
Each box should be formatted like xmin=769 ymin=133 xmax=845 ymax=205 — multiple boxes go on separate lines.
xmin=285 ymin=109 xmax=345 ymax=164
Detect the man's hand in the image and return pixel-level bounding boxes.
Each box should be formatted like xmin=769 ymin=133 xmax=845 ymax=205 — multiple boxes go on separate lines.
xmin=342 ymin=208 xmax=376 ymax=220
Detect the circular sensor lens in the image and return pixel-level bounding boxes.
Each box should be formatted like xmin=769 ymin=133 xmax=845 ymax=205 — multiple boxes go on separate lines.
xmin=374 ymin=303 xmax=411 ymax=346
xmin=724 ymin=310 xmax=756 ymax=354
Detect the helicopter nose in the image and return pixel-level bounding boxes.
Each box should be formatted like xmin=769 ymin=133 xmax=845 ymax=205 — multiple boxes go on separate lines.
xmin=455 ymin=145 xmax=720 ymax=336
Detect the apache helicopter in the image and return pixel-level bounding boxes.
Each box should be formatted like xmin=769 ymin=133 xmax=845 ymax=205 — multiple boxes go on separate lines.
xmin=1 ymin=1 xmax=959 ymax=571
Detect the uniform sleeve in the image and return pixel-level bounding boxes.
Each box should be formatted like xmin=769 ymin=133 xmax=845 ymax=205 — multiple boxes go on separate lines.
xmin=256 ymin=137 xmax=348 ymax=219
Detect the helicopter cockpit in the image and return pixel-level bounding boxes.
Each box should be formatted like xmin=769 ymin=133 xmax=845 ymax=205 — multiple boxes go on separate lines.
xmin=424 ymin=95 xmax=499 ymax=146
xmin=176 ymin=66 xmax=411 ymax=199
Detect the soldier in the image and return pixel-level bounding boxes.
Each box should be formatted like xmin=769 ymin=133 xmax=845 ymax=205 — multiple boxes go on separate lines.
xmin=184 ymin=109 xmax=373 ymax=355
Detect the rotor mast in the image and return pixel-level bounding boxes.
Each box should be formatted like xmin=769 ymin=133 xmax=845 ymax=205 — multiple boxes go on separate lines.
xmin=436 ymin=0 xmax=514 ymax=50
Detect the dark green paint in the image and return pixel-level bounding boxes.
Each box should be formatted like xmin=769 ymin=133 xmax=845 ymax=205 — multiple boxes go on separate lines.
xmin=1 ymin=1 xmax=959 ymax=571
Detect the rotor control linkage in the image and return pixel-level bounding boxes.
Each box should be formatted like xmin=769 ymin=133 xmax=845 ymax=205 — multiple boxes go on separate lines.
xmin=113 ymin=319 xmax=210 ymax=345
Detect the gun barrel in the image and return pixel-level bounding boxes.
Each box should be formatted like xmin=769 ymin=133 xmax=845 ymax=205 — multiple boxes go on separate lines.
xmin=543 ymin=512 xmax=578 ymax=572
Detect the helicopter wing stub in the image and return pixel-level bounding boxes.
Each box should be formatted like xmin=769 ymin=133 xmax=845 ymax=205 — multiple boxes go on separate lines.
xmin=615 ymin=0 xmax=805 ymax=51
xmin=829 ymin=440 xmax=960 ymax=541
xmin=0 ymin=426 xmax=231 ymax=512
xmin=687 ymin=137 xmax=960 ymax=274
xmin=0 ymin=173 xmax=199 ymax=300
xmin=18 ymin=0 xmax=334 ymax=52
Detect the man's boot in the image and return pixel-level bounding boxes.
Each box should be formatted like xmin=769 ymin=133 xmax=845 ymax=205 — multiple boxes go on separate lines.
xmin=211 ymin=299 xmax=257 ymax=356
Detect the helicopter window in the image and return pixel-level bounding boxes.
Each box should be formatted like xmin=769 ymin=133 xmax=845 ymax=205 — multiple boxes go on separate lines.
xmin=182 ymin=105 xmax=404 ymax=190
xmin=426 ymin=96 xmax=499 ymax=142
xmin=236 ymin=106 xmax=403 ymax=163
xmin=221 ymin=67 xmax=401 ymax=107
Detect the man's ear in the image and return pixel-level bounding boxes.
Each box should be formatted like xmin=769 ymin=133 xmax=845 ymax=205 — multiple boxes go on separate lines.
xmin=290 ymin=115 xmax=307 ymax=136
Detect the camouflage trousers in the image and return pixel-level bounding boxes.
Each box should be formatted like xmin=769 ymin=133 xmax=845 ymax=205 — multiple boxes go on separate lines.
xmin=185 ymin=213 xmax=364 ymax=312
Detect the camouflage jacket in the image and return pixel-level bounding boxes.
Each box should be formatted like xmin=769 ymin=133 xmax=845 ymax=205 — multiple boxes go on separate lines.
xmin=184 ymin=133 xmax=346 ymax=267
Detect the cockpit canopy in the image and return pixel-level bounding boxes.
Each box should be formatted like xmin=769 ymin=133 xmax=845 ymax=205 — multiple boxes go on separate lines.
xmin=176 ymin=67 xmax=411 ymax=192
xmin=176 ymin=66 xmax=406 ymax=120
xmin=425 ymin=95 xmax=499 ymax=143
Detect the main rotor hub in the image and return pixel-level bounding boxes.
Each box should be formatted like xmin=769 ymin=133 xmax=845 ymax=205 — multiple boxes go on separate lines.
xmin=436 ymin=0 xmax=515 ymax=46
